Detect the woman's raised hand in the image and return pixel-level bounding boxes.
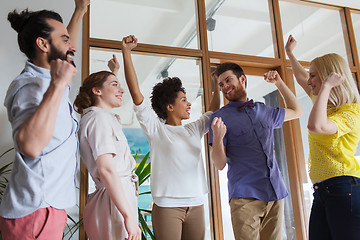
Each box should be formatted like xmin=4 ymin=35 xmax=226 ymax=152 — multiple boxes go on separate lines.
xmin=122 ymin=35 xmax=138 ymax=52
xmin=324 ymin=72 xmax=345 ymax=89
xmin=108 ymin=54 xmax=120 ymax=75
xmin=285 ymin=35 xmax=297 ymax=56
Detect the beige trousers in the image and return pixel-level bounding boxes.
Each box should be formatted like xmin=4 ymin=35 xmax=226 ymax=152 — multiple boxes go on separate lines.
xmin=152 ymin=204 xmax=205 ymax=240
xmin=229 ymin=198 xmax=284 ymax=240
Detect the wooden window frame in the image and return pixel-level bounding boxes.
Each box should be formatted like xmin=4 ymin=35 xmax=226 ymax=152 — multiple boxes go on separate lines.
xmin=79 ymin=1 xmax=360 ymax=239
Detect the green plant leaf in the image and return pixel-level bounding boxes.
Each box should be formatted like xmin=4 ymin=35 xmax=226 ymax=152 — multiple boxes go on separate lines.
xmin=138 ymin=208 xmax=155 ymax=240
xmin=0 ymin=148 xmax=14 ymax=159
xmin=139 ymin=162 xmax=151 ymax=185
xmin=139 ymin=191 xmax=151 ymax=196
xmin=134 ymin=152 xmax=153 ymax=239
xmin=67 ymin=214 xmax=77 ymax=224
xmin=139 ymin=209 xmax=152 ymax=214
xmin=135 ymin=152 xmax=149 ymax=176
xmin=133 ymin=152 xmax=138 ymax=161
xmin=141 ymin=231 xmax=147 ymax=240
xmin=63 ymin=217 xmax=83 ymax=239
xmin=0 ymin=162 xmax=12 ymax=175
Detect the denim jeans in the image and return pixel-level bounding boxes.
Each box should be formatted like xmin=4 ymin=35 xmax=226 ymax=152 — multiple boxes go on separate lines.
xmin=309 ymin=176 xmax=360 ymax=240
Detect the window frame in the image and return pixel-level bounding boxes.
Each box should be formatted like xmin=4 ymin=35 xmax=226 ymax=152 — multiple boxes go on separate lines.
xmin=79 ymin=1 xmax=360 ymax=239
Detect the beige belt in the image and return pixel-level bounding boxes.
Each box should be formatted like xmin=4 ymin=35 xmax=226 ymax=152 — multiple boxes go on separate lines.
xmin=95 ymin=172 xmax=139 ymax=196
xmin=130 ymin=172 xmax=139 ymax=196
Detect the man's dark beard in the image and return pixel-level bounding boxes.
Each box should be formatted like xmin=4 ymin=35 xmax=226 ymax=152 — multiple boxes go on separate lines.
xmin=48 ymin=44 xmax=76 ymax=68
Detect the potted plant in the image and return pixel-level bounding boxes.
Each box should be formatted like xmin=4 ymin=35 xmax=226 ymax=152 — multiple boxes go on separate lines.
xmin=134 ymin=152 xmax=154 ymax=240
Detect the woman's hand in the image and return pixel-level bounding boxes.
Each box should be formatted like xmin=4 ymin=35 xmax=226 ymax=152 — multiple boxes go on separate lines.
xmin=285 ymin=35 xmax=297 ymax=56
xmin=124 ymin=215 xmax=142 ymax=240
xmin=324 ymin=72 xmax=345 ymax=89
xmin=108 ymin=54 xmax=120 ymax=75
xmin=122 ymin=35 xmax=138 ymax=52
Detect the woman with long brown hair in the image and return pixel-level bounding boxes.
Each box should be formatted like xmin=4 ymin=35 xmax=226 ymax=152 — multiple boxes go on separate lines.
xmin=74 ymin=61 xmax=141 ymax=240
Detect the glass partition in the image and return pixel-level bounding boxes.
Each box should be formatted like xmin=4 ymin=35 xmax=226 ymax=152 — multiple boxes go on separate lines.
xmin=205 ymin=0 xmax=276 ymax=57
xmin=280 ymin=1 xmax=349 ymax=63
xmin=89 ymin=48 xmax=211 ymax=238
xmin=293 ymin=75 xmax=313 ymax=224
xmin=90 ymin=0 xmax=199 ymax=49
xmin=351 ymin=11 xmax=360 ymax=62
xmin=354 ymin=74 xmax=360 ymax=162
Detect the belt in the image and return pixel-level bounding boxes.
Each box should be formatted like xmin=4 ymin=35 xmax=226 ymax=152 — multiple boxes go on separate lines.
xmin=130 ymin=172 xmax=139 ymax=196
xmin=95 ymin=172 xmax=139 ymax=196
xmin=313 ymin=175 xmax=360 ymax=190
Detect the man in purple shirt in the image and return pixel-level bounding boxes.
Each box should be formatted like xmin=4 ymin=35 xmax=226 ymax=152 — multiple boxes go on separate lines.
xmin=209 ymin=62 xmax=302 ymax=240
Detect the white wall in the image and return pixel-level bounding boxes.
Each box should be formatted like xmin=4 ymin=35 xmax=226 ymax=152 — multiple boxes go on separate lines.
xmin=0 ymin=0 xmax=83 ymax=163
xmin=0 ymin=2 xmax=83 ymax=238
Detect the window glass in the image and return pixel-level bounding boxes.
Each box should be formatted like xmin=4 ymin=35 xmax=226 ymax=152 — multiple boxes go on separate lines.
xmin=354 ymin=74 xmax=360 ymax=162
xmin=353 ymin=73 xmax=360 ymax=94
xmin=205 ymin=0 xmax=275 ymax=57
xmin=294 ymin=76 xmax=313 ymax=224
xmin=218 ymin=74 xmax=296 ymax=239
xmin=89 ymin=48 xmax=211 ymax=238
xmin=280 ymin=1 xmax=348 ymax=63
xmin=351 ymin=12 xmax=360 ymax=64
xmin=90 ymin=0 xmax=199 ymax=49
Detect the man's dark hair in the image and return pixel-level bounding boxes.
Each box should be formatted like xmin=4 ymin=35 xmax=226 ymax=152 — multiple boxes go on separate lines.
xmin=214 ymin=62 xmax=247 ymax=87
xmin=7 ymin=9 xmax=63 ymax=60
xmin=151 ymin=77 xmax=186 ymax=120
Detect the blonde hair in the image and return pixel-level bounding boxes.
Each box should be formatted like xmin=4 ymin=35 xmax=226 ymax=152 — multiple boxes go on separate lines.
xmin=311 ymin=53 xmax=360 ymax=107
xmin=73 ymin=71 xmax=115 ymax=114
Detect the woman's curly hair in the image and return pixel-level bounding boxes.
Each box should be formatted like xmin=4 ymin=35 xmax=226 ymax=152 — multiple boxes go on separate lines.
xmin=150 ymin=77 xmax=185 ymax=120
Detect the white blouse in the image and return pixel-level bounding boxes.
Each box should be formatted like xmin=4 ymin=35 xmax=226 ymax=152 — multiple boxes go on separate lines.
xmin=134 ymin=101 xmax=211 ymax=207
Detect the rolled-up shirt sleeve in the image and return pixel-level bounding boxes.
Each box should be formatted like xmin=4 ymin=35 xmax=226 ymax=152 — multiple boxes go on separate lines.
xmin=10 ymin=83 xmax=43 ymax=140
xmin=193 ymin=111 xmax=213 ymax=136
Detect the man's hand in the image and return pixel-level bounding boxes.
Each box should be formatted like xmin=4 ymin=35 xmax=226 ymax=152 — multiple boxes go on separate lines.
xmin=211 ymin=117 xmax=227 ymax=141
xmin=50 ymin=59 xmax=77 ymax=88
xmin=264 ymin=70 xmax=282 ymax=85
xmin=74 ymin=0 xmax=90 ymax=14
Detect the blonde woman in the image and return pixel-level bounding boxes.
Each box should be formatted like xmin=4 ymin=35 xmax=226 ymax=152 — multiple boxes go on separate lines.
xmin=73 ymin=61 xmax=141 ymax=240
xmin=286 ymin=35 xmax=360 ymax=240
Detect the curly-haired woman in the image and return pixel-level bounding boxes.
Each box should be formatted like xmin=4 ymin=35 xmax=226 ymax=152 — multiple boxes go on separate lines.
xmin=121 ymin=35 xmax=220 ymax=240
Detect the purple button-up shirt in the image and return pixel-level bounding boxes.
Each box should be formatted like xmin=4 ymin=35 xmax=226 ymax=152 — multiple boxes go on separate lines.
xmin=209 ymin=101 xmax=288 ymax=202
